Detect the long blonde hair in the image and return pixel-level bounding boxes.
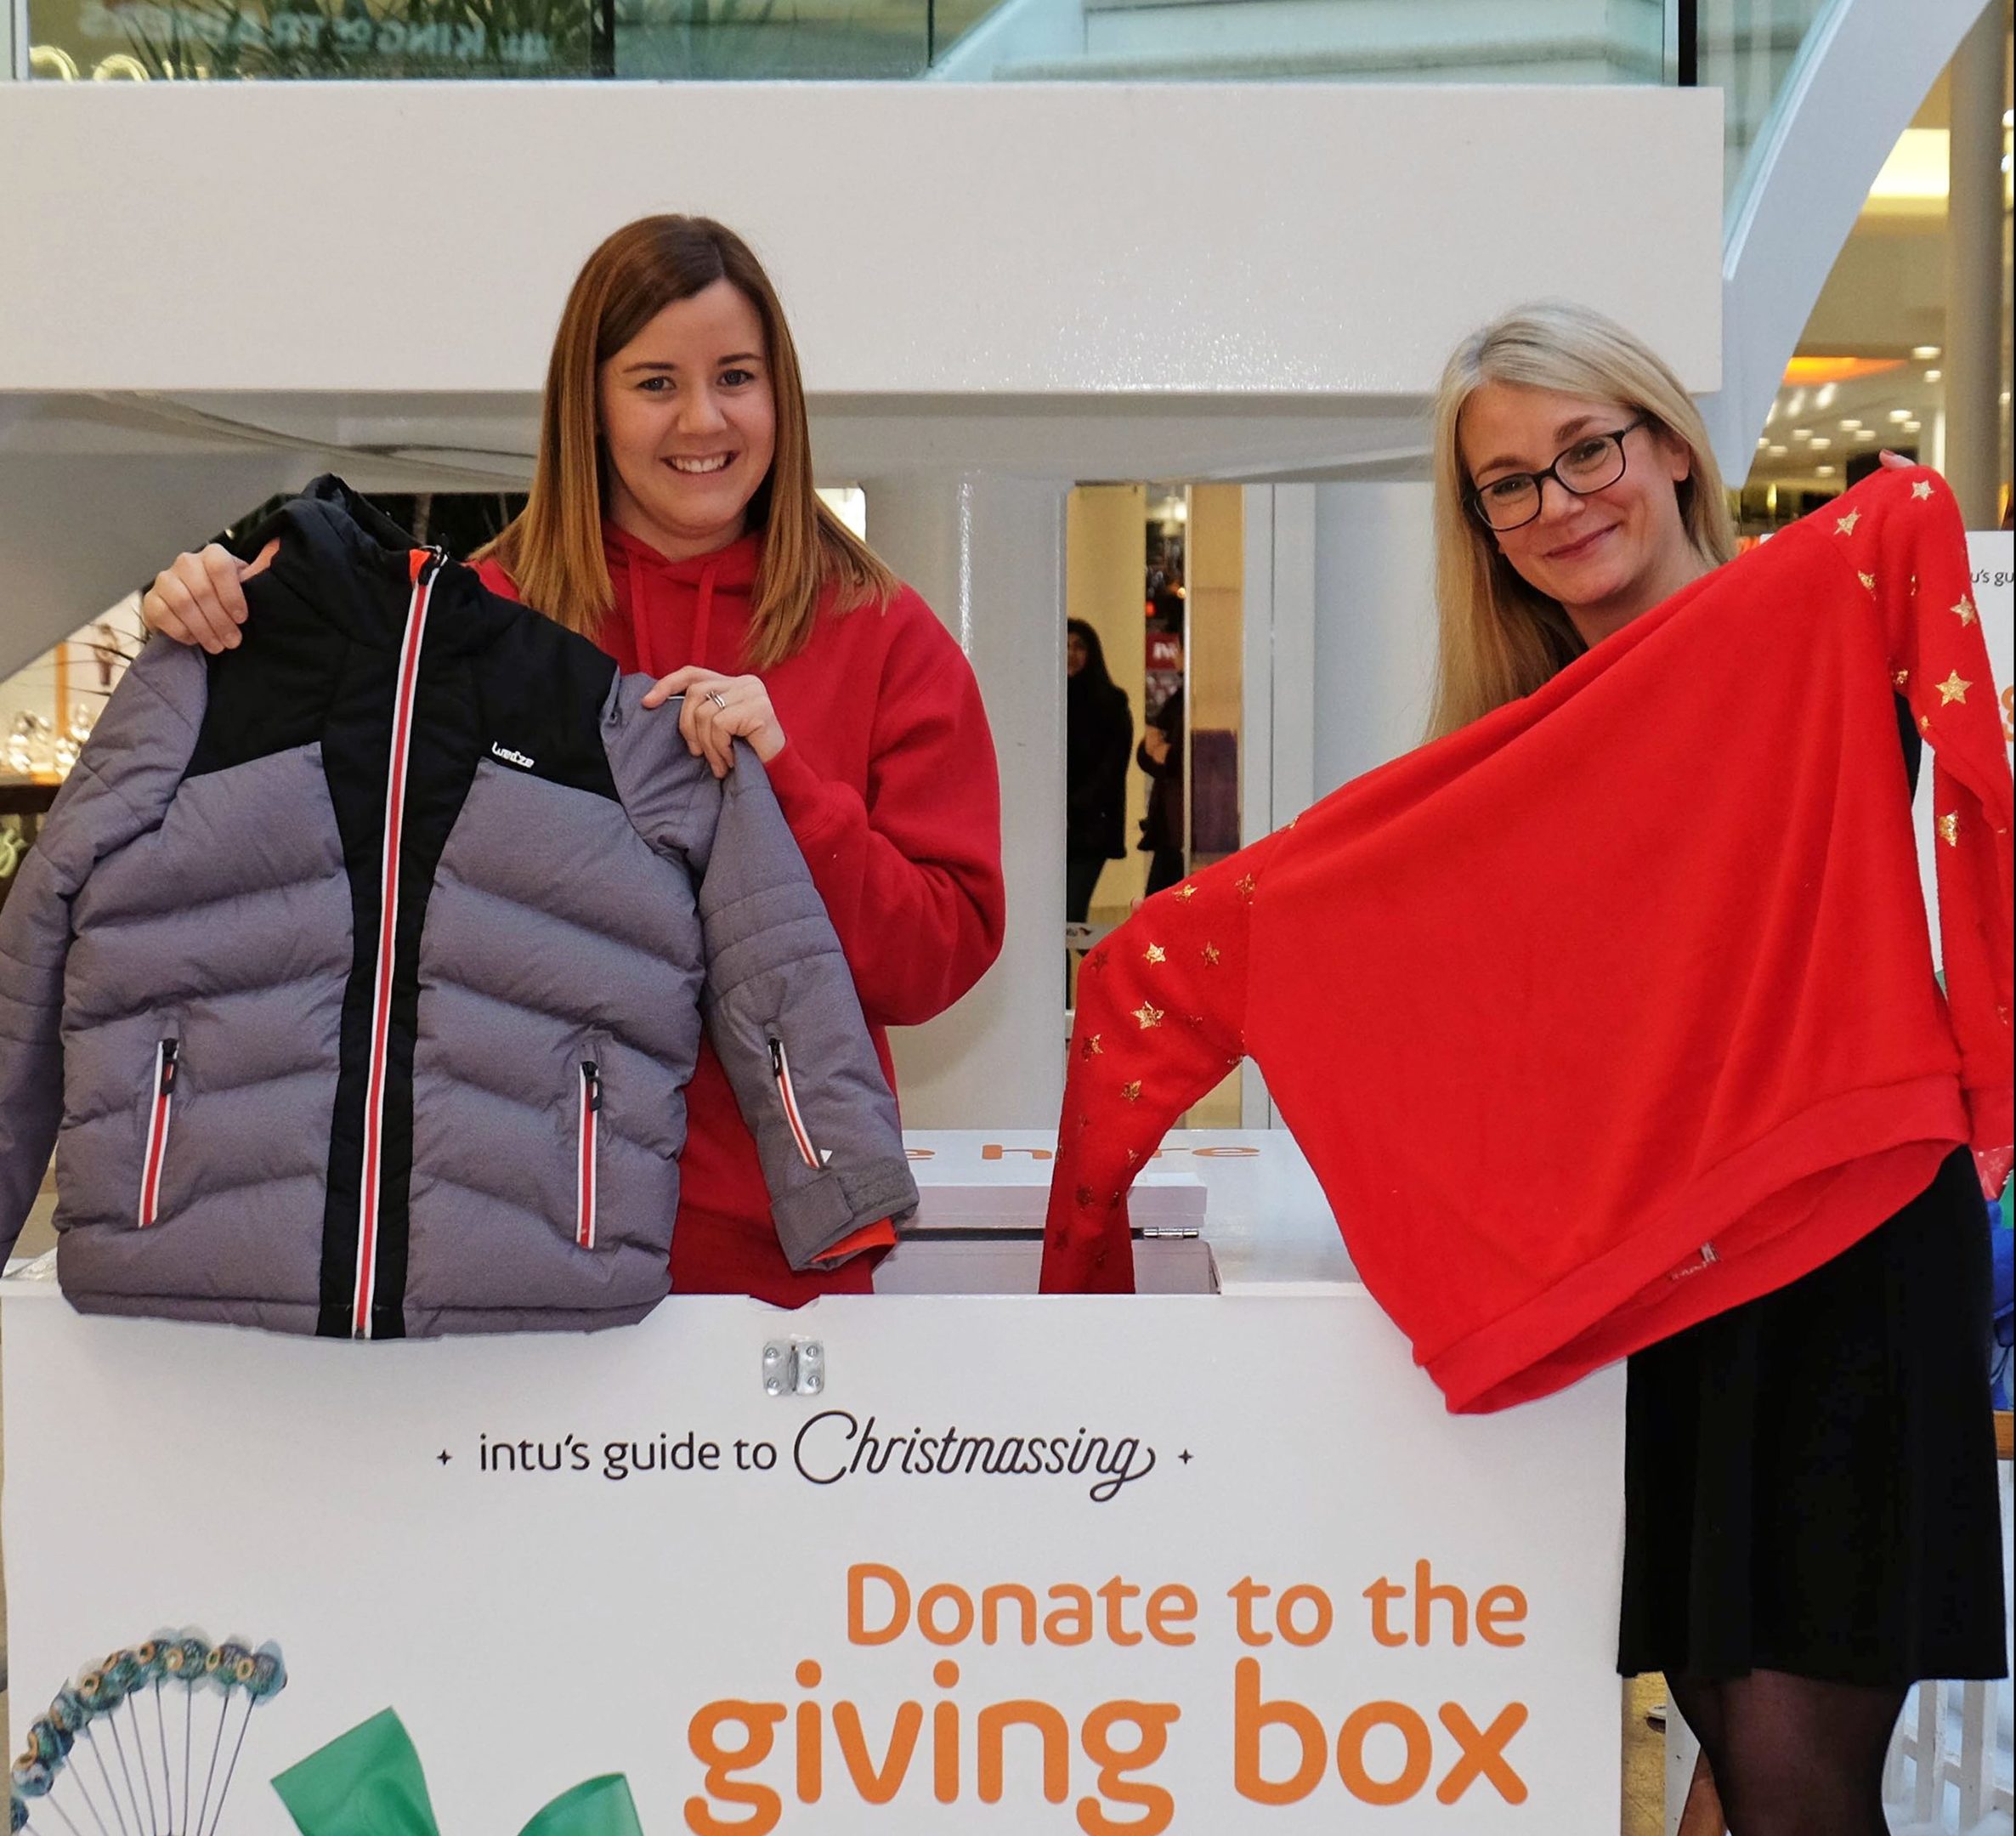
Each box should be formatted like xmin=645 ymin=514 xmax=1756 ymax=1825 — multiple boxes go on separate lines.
xmin=1426 ymin=301 xmax=1734 ymax=739
xmin=482 ymin=215 xmax=894 ymax=670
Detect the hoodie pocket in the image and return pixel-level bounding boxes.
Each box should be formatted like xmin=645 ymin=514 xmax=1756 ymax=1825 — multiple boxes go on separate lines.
xmin=137 ymin=1031 xmax=181 ymax=1229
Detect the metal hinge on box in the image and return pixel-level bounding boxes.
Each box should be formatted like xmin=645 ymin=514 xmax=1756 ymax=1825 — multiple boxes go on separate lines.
xmin=762 ymin=1339 xmax=824 ymax=1397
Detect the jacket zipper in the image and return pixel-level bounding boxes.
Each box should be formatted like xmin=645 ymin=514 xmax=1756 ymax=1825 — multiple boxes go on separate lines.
xmin=577 ymin=1060 xmax=602 ymax=1250
xmin=137 ymin=1039 xmax=178 ymax=1228
xmin=768 ymin=1035 xmax=823 ymax=1170
xmin=351 ymin=549 xmax=446 ymax=1338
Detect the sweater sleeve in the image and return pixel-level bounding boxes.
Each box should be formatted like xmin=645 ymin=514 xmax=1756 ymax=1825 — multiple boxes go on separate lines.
xmin=1040 ymin=834 xmax=1280 ymax=1293
xmin=1845 ymin=468 xmax=2014 ymax=1183
xmin=762 ymin=592 xmax=1005 ymax=1028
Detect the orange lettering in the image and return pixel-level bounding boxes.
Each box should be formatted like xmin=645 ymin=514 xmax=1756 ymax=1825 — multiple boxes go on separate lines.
xmin=1413 ymin=1559 xmax=1469 ymax=1646
xmin=832 ymin=1702 xmax=922 ymax=1804
xmin=1436 ymin=1703 xmax=1529 ymax=1804
xmin=793 ymin=1663 xmax=822 ymax=1804
xmin=977 ymin=1701 xmax=1070 ymax=1804
xmin=932 ymin=1663 xmax=960 ymax=1804
xmin=1336 ymin=1701 xmax=1432 ymax=1805
xmin=1277 ymin=1584 xmax=1333 ymax=1648
xmin=1228 ymin=1577 xmax=1272 ymax=1646
xmin=1233 ymin=1658 xmax=1325 ymax=1805
xmin=1145 ymin=1584 xmax=1198 ymax=1646
xmin=1476 ymin=1585 xmax=1527 ymax=1647
xmin=1044 ymin=1585 xmax=1094 ymax=1645
xmin=1362 ymin=1577 xmax=1407 ymax=1646
xmin=919 ymin=1584 xmax=975 ymax=1646
xmin=1096 ymin=1577 xmax=1143 ymax=1646
xmin=981 ymin=1583 xmax=1039 ymax=1645
xmin=1079 ymin=1701 xmax=1180 ymax=1836
xmin=685 ymin=1701 xmax=784 ymax=1835
xmin=847 ymin=1563 xmax=909 ymax=1646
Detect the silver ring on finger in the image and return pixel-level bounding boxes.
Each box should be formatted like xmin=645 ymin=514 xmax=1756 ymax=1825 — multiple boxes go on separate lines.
xmin=707 ymin=690 xmax=728 ymax=709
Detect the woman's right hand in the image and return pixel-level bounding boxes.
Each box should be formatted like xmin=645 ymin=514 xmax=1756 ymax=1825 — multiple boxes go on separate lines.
xmin=140 ymin=536 xmax=280 ymax=653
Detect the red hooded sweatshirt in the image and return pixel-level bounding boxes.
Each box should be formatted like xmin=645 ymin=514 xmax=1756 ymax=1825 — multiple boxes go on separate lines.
xmin=1041 ymin=468 xmax=2013 ymax=1411
xmin=478 ymin=525 xmax=1004 ymax=1303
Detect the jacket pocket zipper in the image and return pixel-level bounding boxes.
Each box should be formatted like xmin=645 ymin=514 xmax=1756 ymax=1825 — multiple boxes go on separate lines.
xmin=138 ymin=1039 xmax=179 ymax=1228
xmin=577 ymin=1061 xmax=601 ymax=1250
xmin=768 ymin=1036 xmax=824 ymax=1171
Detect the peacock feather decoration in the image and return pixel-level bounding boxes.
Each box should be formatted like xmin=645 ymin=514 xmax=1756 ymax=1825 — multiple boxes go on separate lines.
xmin=10 ymin=1630 xmax=287 ymax=1835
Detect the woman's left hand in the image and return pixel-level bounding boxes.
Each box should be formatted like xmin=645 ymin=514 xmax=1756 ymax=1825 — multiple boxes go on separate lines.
xmin=642 ymin=666 xmax=788 ymax=778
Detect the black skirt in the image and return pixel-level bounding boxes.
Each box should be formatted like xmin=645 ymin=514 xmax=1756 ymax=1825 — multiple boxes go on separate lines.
xmin=1618 ymin=1147 xmax=2009 ymax=1685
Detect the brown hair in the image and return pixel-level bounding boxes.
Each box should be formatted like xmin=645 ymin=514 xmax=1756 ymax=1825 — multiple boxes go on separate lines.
xmin=482 ymin=215 xmax=894 ymax=669
xmin=1426 ymin=301 xmax=1735 ymax=739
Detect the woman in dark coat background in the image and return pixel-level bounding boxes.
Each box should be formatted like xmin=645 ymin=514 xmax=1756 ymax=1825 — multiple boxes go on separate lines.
xmin=1065 ymin=619 xmax=1133 ymax=922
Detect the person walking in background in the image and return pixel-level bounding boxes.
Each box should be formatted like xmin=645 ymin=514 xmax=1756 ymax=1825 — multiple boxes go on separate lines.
xmin=1136 ymin=635 xmax=1186 ymax=897
xmin=1065 ymin=618 xmax=1132 ymax=923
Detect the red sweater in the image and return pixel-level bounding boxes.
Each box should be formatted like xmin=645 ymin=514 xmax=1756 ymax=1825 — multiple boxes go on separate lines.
xmin=477 ymin=524 xmax=1004 ymax=1303
xmin=1042 ymin=468 xmax=2013 ymax=1411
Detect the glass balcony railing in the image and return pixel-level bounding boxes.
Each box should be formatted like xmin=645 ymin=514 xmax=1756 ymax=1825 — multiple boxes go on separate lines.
xmin=1699 ymin=0 xmax=1836 ymax=201
xmin=14 ymin=0 xmax=1837 ymax=149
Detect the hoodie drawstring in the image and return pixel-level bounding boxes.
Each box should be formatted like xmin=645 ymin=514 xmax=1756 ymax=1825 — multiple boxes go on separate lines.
xmin=622 ymin=545 xmax=723 ymax=682
xmin=692 ymin=558 xmax=719 ymax=672
xmin=624 ymin=546 xmax=654 ymax=677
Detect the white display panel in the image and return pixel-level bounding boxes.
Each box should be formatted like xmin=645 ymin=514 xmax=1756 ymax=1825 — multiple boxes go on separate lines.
xmin=3 ymin=1288 xmax=1625 ymax=1833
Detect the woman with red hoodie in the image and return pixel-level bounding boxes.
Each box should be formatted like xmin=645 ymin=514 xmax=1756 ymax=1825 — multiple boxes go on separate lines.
xmin=139 ymin=214 xmax=1005 ymax=1306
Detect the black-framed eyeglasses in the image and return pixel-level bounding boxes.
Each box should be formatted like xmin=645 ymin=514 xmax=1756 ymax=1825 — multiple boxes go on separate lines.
xmin=1467 ymin=416 xmax=1652 ymax=532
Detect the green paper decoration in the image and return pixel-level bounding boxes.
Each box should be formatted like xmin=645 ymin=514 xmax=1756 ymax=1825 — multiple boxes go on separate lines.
xmin=272 ymin=1708 xmax=643 ymax=1836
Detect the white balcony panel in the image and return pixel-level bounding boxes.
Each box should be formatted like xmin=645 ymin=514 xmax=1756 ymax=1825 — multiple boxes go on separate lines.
xmin=0 ymin=81 xmax=1722 ymax=401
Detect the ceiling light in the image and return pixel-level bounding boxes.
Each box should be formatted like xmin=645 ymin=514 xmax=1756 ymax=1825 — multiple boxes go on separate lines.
xmin=1816 ymin=466 xmax=1837 ymax=478
xmin=1839 ymin=419 xmax=1862 ymax=431
xmin=1757 ymin=436 xmax=1770 ymax=448
xmin=1903 ymin=420 xmax=1921 ymax=432
xmin=1792 ymin=428 xmax=1813 ymax=440
xmin=1810 ymin=437 xmax=1832 ymax=450
xmin=1855 ymin=428 xmax=1877 ymax=440
xmin=1889 ymin=408 xmax=1911 ymax=422
xmin=1783 ymin=356 xmax=1906 ymax=386
xmin=1870 ymin=131 xmax=1951 ymax=207
xmin=1815 ymin=383 xmax=1837 ymax=410
xmin=1924 ymin=369 xmax=1942 ymax=382
xmin=1768 ymin=445 xmax=1788 ymax=457
xmin=1911 ymin=345 xmax=1941 ymax=360
xmin=1787 ymin=390 xmax=1808 ymax=417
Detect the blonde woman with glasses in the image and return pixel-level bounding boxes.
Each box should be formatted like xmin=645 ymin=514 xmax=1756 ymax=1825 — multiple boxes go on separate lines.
xmin=1430 ymin=302 xmax=2005 ymax=1834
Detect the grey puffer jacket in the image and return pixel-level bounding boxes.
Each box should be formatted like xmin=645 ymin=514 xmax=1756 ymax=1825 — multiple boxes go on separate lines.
xmin=0 ymin=478 xmax=917 ymax=1339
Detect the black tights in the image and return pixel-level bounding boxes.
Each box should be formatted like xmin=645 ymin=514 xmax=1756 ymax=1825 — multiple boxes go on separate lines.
xmin=1669 ymin=1670 xmax=1906 ymax=1836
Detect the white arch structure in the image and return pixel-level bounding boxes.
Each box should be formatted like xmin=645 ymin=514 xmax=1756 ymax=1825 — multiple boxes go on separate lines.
xmin=1708 ymin=0 xmax=2001 ymax=473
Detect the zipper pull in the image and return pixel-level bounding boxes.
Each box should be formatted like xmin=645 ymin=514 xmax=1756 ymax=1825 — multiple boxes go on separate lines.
xmin=768 ymin=1038 xmax=785 ymax=1080
xmin=581 ymin=1061 xmax=602 ymax=1113
xmin=159 ymin=1039 xmax=179 ymax=1095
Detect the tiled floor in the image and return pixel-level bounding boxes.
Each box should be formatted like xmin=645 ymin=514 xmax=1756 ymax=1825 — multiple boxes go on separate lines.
xmin=1623 ymin=1672 xmax=1671 ymax=1835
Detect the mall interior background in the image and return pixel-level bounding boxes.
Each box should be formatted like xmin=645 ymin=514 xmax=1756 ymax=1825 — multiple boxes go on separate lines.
xmin=0 ymin=8 xmax=2011 ymax=1825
